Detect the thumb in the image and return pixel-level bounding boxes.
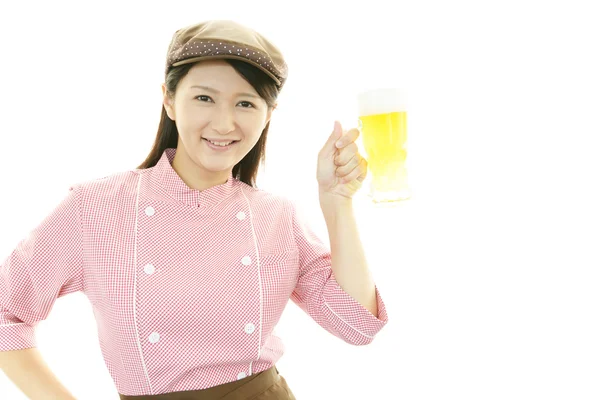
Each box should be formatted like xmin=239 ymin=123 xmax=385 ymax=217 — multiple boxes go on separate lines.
xmin=326 ymin=120 xmax=343 ymax=152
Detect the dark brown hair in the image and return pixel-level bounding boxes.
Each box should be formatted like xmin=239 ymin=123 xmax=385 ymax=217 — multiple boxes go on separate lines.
xmin=136 ymin=59 xmax=280 ymax=188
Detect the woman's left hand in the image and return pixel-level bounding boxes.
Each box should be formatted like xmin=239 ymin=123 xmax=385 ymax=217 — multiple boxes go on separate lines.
xmin=317 ymin=121 xmax=368 ymax=200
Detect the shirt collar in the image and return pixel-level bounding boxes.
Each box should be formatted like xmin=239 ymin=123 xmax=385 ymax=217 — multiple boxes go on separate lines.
xmin=150 ymin=147 xmax=237 ymax=209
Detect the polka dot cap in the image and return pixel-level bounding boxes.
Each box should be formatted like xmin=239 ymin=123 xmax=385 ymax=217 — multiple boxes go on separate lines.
xmin=165 ymin=20 xmax=288 ymax=90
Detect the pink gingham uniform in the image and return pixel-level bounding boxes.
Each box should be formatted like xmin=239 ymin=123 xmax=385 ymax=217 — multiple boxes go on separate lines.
xmin=0 ymin=147 xmax=389 ymax=396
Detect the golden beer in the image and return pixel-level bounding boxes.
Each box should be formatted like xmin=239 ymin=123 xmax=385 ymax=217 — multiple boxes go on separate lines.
xmin=358 ymin=88 xmax=410 ymax=203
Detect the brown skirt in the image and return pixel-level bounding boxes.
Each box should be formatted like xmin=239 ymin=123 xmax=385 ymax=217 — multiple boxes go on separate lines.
xmin=118 ymin=365 xmax=296 ymax=400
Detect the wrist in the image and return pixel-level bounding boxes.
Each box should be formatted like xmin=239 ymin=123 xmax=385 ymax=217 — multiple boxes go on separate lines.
xmin=319 ymin=191 xmax=353 ymax=208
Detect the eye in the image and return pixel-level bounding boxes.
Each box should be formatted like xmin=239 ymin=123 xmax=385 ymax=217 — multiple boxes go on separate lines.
xmin=194 ymin=96 xmax=255 ymax=109
xmin=239 ymin=101 xmax=255 ymax=108
xmin=196 ymin=95 xmax=213 ymax=102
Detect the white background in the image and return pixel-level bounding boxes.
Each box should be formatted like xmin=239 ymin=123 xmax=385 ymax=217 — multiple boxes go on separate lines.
xmin=1 ymin=0 xmax=599 ymax=399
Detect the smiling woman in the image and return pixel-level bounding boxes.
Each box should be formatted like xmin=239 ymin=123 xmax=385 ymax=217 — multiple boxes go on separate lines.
xmin=136 ymin=57 xmax=280 ymax=191
xmin=0 ymin=18 xmax=390 ymax=400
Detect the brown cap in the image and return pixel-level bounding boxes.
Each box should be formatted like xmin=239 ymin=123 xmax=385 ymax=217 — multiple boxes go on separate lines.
xmin=165 ymin=20 xmax=288 ymax=90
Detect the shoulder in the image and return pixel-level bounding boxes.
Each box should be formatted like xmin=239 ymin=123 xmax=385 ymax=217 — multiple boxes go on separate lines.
xmin=237 ymin=182 xmax=296 ymax=214
xmin=71 ymin=168 xmax=143 ymax=204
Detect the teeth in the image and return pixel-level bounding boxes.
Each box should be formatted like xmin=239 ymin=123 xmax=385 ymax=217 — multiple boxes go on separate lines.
xmin=207 ymin=139 xmax=233 ymax=147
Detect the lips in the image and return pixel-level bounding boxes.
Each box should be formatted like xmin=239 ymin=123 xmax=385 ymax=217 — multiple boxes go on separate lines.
xmin=202 ymin=138 xmax=241 ymax=151
xmin=203 ymin=138 xmax=240 ymax=145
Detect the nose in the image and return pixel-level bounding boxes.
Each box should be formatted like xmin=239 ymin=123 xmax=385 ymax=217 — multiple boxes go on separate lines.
xmin=211 ymin=103 xmax=236 ymax=135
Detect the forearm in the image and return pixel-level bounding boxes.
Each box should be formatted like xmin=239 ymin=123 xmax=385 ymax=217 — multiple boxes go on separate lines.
xmin=319 ymin=193 xmax=378 ymax=317
xmin=0 ymin=347 xmax=77 ymax=400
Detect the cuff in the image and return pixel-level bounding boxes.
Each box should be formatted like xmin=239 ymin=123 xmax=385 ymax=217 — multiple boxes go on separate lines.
xmin=0 ymin=322 xmax=37 ymax=352
xmin=322 ymin=278 xmax=389 ymax=345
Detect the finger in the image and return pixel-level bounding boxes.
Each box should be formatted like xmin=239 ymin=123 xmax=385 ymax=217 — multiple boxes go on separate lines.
xmin=357 ymin=158 xmax=368 ymax=182
xmin=340 ymin=158 xmax=368 ymax=183
xmin=334 ymin=143 xmax=359 ymax=166
xmin=335 ymin=153 xmax=362 ymax=177
xmin=335 ymin=127 xmax=360 ymax=149
xmin=327 ymin=120 xmax=344 ymax=150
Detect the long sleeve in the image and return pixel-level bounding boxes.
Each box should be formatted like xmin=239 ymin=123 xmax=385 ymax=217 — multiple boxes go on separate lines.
xmin=288 ymin=200 xmax=389 ymax=346
xmin=0 ymin=184 xmax=85 ymax=352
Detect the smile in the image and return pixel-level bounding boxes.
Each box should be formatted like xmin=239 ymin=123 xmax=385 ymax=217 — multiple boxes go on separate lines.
xmin=203 ymin=138 xmax=239 ymax=150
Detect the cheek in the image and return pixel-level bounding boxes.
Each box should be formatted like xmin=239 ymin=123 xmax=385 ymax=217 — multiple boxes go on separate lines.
xmin=241 ymin=133 xmax=261 ymax=149
xmin=239 ymin=116 xmax=265 ymax=136
xmin=178 ymin=107 xmax=207 ymax=131
xmin=239 ymin=128 xmax=263 ymax=152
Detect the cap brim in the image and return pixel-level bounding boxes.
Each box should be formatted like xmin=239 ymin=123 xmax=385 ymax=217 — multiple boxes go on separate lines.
xmin=171 ymin=55 xmax=282 ymax=86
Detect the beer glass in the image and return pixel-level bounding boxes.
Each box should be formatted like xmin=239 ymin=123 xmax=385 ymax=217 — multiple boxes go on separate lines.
xmin=357 ymin=88 xmax=410 ymax=203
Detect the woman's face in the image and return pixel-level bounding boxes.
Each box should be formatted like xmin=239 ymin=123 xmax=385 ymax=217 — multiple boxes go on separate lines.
xmin=162 ymin=60 xmax=273 ymax=185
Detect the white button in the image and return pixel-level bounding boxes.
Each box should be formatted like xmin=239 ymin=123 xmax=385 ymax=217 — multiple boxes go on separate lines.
xmin=244 ymin=323 xmax=255 ymax=334
xmin=236 ymin=212 xmax=246 ymax=220
xmin=145 ymin=206 xmax=155 ymax=216
xmin=241 ymin=256 xmax=252 ymax=266
xmin=148 ymin=332 xmax=160 ymax=343
xmin=144 ymin=264 xmax=155 ymax=275
xmin=237 ymin=372 xmax=247 ymax=380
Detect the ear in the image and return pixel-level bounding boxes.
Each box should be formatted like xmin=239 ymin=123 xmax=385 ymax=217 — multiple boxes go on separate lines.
xmin=162 ymin=83 xmax=176 ymax=121
xmin=265 ymin=103 xmax=276 ymax=127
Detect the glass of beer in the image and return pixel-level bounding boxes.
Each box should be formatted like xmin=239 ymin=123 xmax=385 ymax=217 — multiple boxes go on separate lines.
xmin=357 ymin=87 xmax=410 ymax=204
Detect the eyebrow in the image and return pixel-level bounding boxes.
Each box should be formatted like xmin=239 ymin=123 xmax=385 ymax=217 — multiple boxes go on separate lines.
xmin=189 ymin=85 xmax=261 ymax=99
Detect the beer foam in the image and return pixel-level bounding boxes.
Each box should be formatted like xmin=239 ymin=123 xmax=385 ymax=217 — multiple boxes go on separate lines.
xmin=357 ymin=88 xmax=407 ymax=116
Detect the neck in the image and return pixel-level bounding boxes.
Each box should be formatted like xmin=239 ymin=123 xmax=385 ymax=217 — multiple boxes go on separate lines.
xmin=171 ymin=149 xmax=231 ymax=191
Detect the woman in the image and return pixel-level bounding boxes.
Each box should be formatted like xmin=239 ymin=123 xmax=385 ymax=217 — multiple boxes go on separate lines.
xmin=0 ymin=20 xmax=389 ymax=399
